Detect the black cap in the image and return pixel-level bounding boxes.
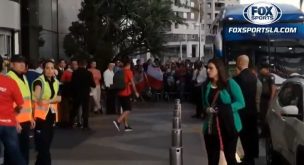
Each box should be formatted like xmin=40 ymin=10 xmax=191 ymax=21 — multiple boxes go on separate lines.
xmin=11 ymin=55 xmax=26 ymax=63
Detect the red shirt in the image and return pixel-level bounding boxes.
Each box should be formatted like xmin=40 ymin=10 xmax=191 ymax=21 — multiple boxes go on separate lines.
xmin=118 ymin=68 xmax=134 ymax=96
xmin=61 ymin=69 xmax=73 ymax=82
xmin=0 ymin=74 xmax=24 ymax=126
xmin=88 ymin=68 xmax=102 ymax=86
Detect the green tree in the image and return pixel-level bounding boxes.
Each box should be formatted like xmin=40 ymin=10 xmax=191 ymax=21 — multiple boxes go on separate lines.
xmin=64 ymin=0 xmax=183 ymax=70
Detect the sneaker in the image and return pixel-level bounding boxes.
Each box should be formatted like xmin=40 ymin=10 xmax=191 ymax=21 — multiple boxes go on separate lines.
xmin=124 ymin=126 xmax=133 ymax=132
xmin=113 ymin=120 xmax=120 ymax=131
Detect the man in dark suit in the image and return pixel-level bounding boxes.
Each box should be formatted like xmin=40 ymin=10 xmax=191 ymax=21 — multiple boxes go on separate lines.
xmin=70 ymin=59 xmax=95 ymax=130
xmin=234 ymin=55 xmax=259 ymax=165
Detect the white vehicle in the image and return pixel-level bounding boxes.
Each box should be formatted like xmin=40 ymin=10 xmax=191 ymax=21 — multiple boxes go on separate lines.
xmin=266 ymin=76 xmax=304 ymax=165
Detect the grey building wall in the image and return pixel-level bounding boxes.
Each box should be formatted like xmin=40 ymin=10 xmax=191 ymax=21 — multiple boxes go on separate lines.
xmin=0 ymin=0 xmax=20 ymax=57
xmin=58 ymin=0 xmax=82 ymax=59
xmin=38 ymin=0 xmax=58 ymax=60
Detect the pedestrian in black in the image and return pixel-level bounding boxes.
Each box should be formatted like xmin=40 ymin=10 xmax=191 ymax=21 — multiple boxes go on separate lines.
xmin=234 ymin=55 xmax=259 ymax=165
xmin=70 ymin=59 xmax=95 ymax=130
xmin=259 ymin=64 xmax=276 ymax=136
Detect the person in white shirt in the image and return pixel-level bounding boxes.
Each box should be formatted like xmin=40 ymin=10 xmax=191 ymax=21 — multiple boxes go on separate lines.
xmin=192 ymin=61 xmax=207 ymax=119
xmin=103 ymin=63 xmax=116 ymax=114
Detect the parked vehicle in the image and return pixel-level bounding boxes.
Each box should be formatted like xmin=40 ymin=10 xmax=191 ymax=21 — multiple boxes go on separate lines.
xmin=266 ymin=76 xmax=304 ymax=165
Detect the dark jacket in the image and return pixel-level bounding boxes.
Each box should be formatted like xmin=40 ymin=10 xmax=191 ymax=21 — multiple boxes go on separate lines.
xmin=234 ymin=68 xmax=257 ymax=115
xmin=71 ymin=67 xmax=95 ymax=98
xmin=202 ymin=79 xmax=245 ymax=133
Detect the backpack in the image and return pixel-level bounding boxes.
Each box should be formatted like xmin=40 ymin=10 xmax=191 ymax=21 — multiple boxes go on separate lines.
xmin=111 ymin=70 xmax=126 ymax=90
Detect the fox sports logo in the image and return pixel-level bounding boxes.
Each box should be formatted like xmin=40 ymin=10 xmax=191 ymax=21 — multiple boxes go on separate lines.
xmin=243 ymin=2 xmax=282 ymax=25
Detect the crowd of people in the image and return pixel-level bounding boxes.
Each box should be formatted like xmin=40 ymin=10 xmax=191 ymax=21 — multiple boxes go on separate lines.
xmin=0 ymin=53 xmax=276 ymax=165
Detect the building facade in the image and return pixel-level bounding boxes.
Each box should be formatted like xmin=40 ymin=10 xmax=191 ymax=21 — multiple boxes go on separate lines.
xmin=163 ymin=0 xmax=239 ymax=61
xmin=203 ymin=0 xmax=239 ymax=59
xmin=21 ymin=0 xmax=82 ymax=63
xmin=164 ymin=0 xmax=204 ymax=61
xmin=0 ymin=0 xmax=21 ymax=59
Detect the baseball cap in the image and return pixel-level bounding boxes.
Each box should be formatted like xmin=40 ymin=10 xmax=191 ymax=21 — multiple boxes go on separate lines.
xmin=11 ymin=55 xmax=26 ymax=63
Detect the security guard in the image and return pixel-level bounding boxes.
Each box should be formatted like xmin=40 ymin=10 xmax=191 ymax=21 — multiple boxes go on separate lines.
xmin=32 ymin=59 xmax=61 ymax=165
xmin=5 ymin=55 xmax=35 ymax=165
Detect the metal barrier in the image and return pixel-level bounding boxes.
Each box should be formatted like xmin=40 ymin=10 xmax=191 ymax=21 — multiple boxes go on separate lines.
xmin=170 ymin=99 xmax=183 ymax=165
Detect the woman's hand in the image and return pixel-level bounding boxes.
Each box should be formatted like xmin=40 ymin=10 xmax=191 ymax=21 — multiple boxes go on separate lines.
xmin=206 ymin=107 xmax=217 ymax=114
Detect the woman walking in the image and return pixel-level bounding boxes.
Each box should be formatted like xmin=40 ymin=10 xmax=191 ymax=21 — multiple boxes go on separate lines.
xmin=32 ymin=60 xmax=61 ymax=165
xmin=202 ymin=58 xmax=245 ymax=165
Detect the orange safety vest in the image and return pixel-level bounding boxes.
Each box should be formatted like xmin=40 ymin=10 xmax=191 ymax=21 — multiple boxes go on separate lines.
xmin=7 ymin=71 xmax=33 ymax=123
xmin=32 ymin=75 xmax=60 ymax=122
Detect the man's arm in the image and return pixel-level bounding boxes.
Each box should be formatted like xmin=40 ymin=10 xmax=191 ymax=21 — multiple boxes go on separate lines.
xmin=89 ymin=72 xmax=96 ymax=88
xmin=12 ymin=80 xmax=24 ymax=113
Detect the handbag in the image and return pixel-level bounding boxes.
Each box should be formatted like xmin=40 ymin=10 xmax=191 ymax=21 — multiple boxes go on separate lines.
xmin=216 ymin=114 xmax=227 ymax=165
xmin=207 ymin=90 xmax=220 ymax=135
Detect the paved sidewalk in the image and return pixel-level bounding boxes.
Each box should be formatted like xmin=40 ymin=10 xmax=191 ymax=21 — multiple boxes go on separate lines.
xmin=29 ymin=102 xmax=207 ymax=165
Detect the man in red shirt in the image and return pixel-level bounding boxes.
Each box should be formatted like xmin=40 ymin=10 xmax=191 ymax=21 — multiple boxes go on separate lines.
xmin=0 ymin=56 xmax=26 ymax=165
xmin=113 ymin=57 xmax=139 ymax=132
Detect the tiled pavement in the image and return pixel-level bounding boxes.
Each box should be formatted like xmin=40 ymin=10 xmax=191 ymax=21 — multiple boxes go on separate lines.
xmin=25 ymin=102 xmax=266 ymax=165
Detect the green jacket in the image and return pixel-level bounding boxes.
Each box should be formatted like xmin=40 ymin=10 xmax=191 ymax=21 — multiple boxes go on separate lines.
xmin=202 ymin=79 xmax=245 ymax=133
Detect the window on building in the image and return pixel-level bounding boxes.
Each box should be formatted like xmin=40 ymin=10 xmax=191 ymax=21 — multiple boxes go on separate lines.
xmin=191 ymin=12 xmax=195 ymax=19
xmin=191 ymin=2 xmax=195 ymax=7
xmin=175 ymin=23 xmax=179 ymax=29
xmin=208 ymin=13 xmax=212 ymax=19
xmin=189 ymin=23 xmax=194 ymax=29
xmin=0 ymin=35 xmax=4 ymax=56
xmin=201 ymin=24 xmax=204 ymax=30
xmin=208 ymin=24 xmax=211 ymax=29
xmin=207 ymin=2 xmax=211 ymax=8
xmin=183 ymin=12 xmax=188 ymax=19
xmin=215 ymin=13 xmax=218 ymax=18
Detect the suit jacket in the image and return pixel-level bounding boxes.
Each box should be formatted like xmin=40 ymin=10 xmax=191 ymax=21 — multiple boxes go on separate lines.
xmin=71 ymin=68 xmax=95 ymax=98
xmin=234 ymin=68 xmax=257 ymax=115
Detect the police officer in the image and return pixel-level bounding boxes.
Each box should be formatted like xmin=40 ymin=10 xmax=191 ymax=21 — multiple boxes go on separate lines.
xmin=4 ymin=55 xmax=35 ymax=165
xmin=32 ymin=59 xmax=61 ymax=165
xmin=259 ymin=63 xmax=276 ymax=137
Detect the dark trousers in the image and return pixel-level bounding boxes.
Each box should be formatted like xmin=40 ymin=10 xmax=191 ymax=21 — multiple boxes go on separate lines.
xmin=34 ymin=112 xmax=55 ymax=165
xmin=239 ymin=112 xmax=259 ymax=163
xmin=0 ymin=126 xmax=26 ymax=165
xmin=4 ymin=122 xmax=31 ymax=165
xmin=260 ymin=96 xmax=271 ymax=134
xmin=194 ymin=86 xmax=203 ymax=117
xmin=106 ymin=89 xmax=116 ymax=114
xmin=204 ymin=129 xmax=238 ymax=165
xmin=71 ymin=96 xmax=89 ymax=128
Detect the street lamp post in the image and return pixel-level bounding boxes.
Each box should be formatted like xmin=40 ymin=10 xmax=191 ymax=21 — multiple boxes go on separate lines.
xmin=198 ymin=1 xmax=202 ymax=60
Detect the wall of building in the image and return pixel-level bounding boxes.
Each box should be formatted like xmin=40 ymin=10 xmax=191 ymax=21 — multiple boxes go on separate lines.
xmin=38 ymin=0 xmax=58 ymax=60
xmin=164 ymin=0 xmax=204 ymax=60
xmin=0 ymin=0 xmax=20 ymax=58
xmin=58 ymin=0 xmax=82 ymax=59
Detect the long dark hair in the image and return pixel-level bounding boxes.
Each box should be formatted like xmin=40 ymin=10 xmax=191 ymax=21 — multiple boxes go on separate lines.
xmin=207 ymin=58 xmax=229 ymax=89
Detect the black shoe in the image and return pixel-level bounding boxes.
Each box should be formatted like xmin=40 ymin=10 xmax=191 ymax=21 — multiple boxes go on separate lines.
xmin=191 ymin=114 xmax=200 ymax=119
xmin=113 ymin=120 xmax=120 ymax=131
xmin=82 ymin=127 xmax=92 ymax=131
xmin=124 ymin=126 xmax=133 ymax=132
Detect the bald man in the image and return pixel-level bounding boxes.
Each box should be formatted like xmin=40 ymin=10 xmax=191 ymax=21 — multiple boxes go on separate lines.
xmin=234 ymin=55 xmax=259 ymax=165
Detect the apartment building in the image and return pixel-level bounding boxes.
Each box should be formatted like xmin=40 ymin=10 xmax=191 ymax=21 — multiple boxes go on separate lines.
xmin=163 ymin=0 xmax=204 ymax=60
xmin=163 ymin=0 xmax=239 ymax=61
xmin=0 ymin=0 xmax=20 ymax=59
xmin=203 ymin=0 xmax=239 ymax=58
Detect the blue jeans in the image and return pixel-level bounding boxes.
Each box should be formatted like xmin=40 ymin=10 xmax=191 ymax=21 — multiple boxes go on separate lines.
xmin=0 ymin=126 xmax=26 ymax=165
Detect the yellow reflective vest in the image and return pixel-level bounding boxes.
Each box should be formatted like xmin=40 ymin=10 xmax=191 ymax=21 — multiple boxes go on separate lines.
xmin=7 ymin=71 xmax=33 ymax=123
xmin=32 ymin=75 xmax=59 ymax=122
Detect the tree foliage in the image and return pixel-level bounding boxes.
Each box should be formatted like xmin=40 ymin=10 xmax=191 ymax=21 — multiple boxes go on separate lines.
xmin=64 ymin=0 xmax=183 ymax=69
